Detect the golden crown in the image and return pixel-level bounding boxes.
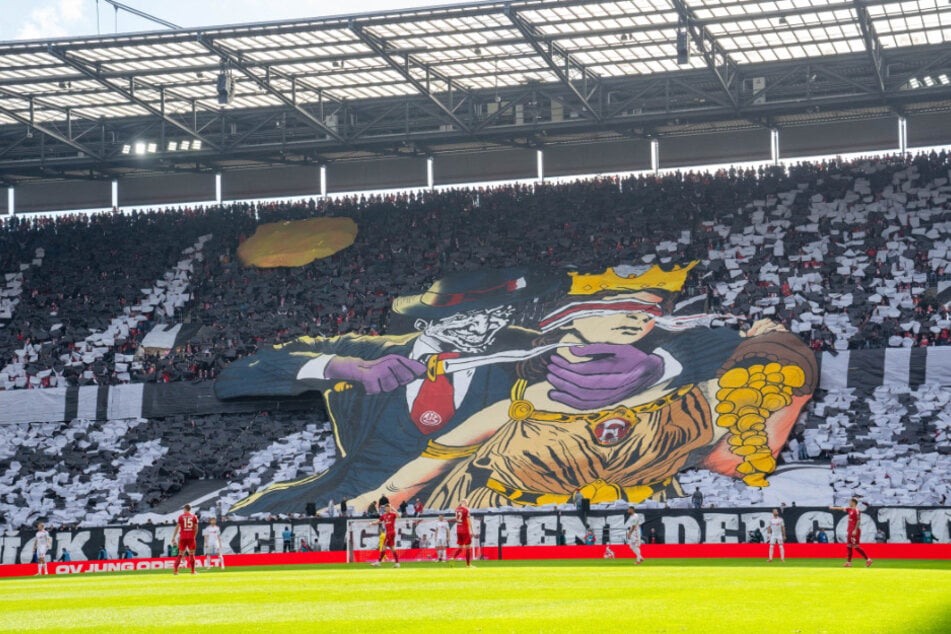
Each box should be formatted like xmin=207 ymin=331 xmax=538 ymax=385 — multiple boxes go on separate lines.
xmin=568 ymin=262 xmax=698 ymax=296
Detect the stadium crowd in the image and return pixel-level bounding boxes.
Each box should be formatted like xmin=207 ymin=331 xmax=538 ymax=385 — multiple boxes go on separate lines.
xmin=1 ymin=149 xmax=950 ymax=530
xmin=2 ymin=149 xmax=951 ymax=391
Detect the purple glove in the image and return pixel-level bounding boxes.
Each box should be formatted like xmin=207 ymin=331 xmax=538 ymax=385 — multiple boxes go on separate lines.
xmin=546 ymin=343 xmax=665 ymax=410
xmin=325 ymin=354 xmax=426 ymax=395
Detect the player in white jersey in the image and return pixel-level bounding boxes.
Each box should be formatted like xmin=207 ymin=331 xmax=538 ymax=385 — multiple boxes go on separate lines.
xmin=432 ymin=515 xmax=451 ymax=562
xmin=34 ymin=522 xmax=52 ymax=576
xmin=624 ymin=507 xmax=644 ymax=564
xmin=767 ymin=508 xmax=786 ymax=562
xmin=203 ymin=517 xmax=225 ymax=569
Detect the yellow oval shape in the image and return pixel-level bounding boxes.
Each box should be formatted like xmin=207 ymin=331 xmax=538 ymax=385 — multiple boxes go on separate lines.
xmin=737 ymin=413 xmax=765 ymax=431
xmin=750 ymin=454 xmax=777 ymax=472
xmin=743 ymin=473 xmax=770 ymax=487
xmin=781 ymin=365 xmax=806 ymax=389
xmin=717 ymin=414 xmax=738 ymax=428
xmin=715 ymin=401 xmax=735 ymax=414
xmin=719 ymin=367 xmax=750 ymax=388
xmin=763 ymin=393 xmax=791 ymax=411
xmin=238 ymin=217 xmax=358 ymax=268
xmin=728 ymin=388 xmax=763 ymax=408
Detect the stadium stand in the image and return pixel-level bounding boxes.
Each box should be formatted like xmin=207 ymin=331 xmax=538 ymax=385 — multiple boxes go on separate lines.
xmin=0 ymin=412 xmax=335 ymax=530
xmin=3 ymin=151 xmax=951 ymax=388
xmin=1 ymin=150 xmax=950 ymax=530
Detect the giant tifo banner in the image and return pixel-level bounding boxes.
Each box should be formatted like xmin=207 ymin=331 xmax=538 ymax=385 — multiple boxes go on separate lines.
xmin=3 ymin=508 xmax=950 ymax=564
xmin=213 ymin=263 xmax=819 ymax=515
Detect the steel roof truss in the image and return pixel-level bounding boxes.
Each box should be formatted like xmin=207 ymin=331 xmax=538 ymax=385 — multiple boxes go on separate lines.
xmin=741 ymin=63 xmax=806 ymax=108
xmin=853 ymin=0 xmax=887 ymax=93
xmin=348 ymin=102 xmax=405 ymax=141
xmin=504 ymin=5 xmax=602 ymax=122
xmin=669 ymin=75 xmax=734 ymax=110
xmin=672 ymin=0 xmax=740 ymax=110
xmin=604 ymin=79 xmax=665 ymax=119
xmin=198 ymin=37 xmax=348 ymax=145
xmin=0 ymin=101 xmax=102 ymax=160
xmin=47 ymin=46 xmax=221 ymax=151
xmin=0 ymin=133 xmax=28 ymax=161
xmin=349 ymin=20 xmax=473 ymax=134
xmin=814 ymin=63 xmax=879 ymax=96
xmin=471 ymin=89 xmax=533 ymax=131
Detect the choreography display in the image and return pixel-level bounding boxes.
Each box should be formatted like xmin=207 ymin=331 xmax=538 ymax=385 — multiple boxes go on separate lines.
xmin=216 ymin=263 xmax=817 ymax=514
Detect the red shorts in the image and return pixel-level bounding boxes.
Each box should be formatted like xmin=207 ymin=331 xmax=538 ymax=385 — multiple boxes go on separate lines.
xmin=178 ymin=536 xmax=197 ymax=552
xmin=383 ymin=533 xmax=395 ymax=549
xmin=848 ymin=528 xmax=861 ymax=545
xmin=456 ymin=532 xmax=471 ymax=547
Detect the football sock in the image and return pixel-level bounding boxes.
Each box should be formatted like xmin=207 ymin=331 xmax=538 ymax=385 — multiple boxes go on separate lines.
xmin=189 ymin=554 xmax=196 ymax=572
xmin=393 ymin=551 xmax=399 ymax=563
xmin=451 ymin=548 xmax=462 ymax=561
xmin=174 ymin=555 xmax=182 ymax=573
xmin=465 ymin=548 xmax=471 ymax=565
xmin=854 ymin=545 xmax=868 ymax=560
xmin=846 ymin=545 xmax=853 ymax=562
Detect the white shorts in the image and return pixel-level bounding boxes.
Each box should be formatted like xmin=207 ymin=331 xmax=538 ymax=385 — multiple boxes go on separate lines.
xmin=36 ymin=549 xmax=48 ymax=560
xmin=626 ymin=538 xmax=641 ymax=548
xmin=769 ymin=535 xmax=784 ymax=544
xmin=207 ymin=548 xmax=221 ymax=556
xmin=435 ymin=539 xmax=447 ymax=548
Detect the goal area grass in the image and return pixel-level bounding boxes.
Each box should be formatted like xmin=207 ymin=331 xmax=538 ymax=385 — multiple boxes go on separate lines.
xmin=2 ymin=558 xmax=949 ymax=633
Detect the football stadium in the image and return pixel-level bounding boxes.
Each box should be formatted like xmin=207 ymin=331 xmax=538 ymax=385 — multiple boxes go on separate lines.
xmin=0 ymin=0 xmax=950 ymax=632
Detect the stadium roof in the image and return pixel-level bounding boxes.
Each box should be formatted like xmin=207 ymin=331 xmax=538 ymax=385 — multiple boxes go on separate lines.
xmin=1 ymin=0 xmax=951 ymax=183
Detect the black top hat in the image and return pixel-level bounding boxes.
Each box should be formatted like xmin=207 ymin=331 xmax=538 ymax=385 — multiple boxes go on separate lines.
xmin=392 ymin=267 xmax=565 ymax=319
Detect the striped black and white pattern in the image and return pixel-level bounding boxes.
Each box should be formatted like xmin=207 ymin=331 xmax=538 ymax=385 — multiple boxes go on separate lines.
xmin=819 ymin=347 xmax=951 ymax=391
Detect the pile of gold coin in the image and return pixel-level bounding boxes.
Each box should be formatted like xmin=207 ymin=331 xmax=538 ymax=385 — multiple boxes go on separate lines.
xmin=714 ymin=363 xmax=806 ymax=487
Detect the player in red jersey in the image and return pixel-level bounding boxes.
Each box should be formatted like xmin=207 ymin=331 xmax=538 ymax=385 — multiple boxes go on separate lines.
xmin=829 ymin=497 xmax=872 ymax=567
xmin=450 ymin=498 xmax=475 ymax=568
xmin=372 ymin=504 xmax=400 ymax=568
xmin=172 ymin=504 xmax=199 ymax=575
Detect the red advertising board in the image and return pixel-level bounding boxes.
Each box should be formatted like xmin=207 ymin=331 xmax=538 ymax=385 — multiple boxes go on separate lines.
xmin=479 ymin=543 xmax=951 ymax=560
xmin=0 ymin=551 xmax=345 ymax=578
xmin=3 ymin=544 xmax=947 ymax=577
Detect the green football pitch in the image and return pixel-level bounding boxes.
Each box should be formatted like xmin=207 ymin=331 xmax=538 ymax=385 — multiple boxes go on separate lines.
xmin=1 ymin=559 xmax=949 ymax=633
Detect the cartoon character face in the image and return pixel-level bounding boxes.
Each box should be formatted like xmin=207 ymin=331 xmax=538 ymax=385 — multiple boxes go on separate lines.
xmin=569 ymin=310 xmax=656 ymax=345
xmin=542 ymin=290 xmax=665 ymax=345
xmin=419 ymin=305 xmax=515 ymax=352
